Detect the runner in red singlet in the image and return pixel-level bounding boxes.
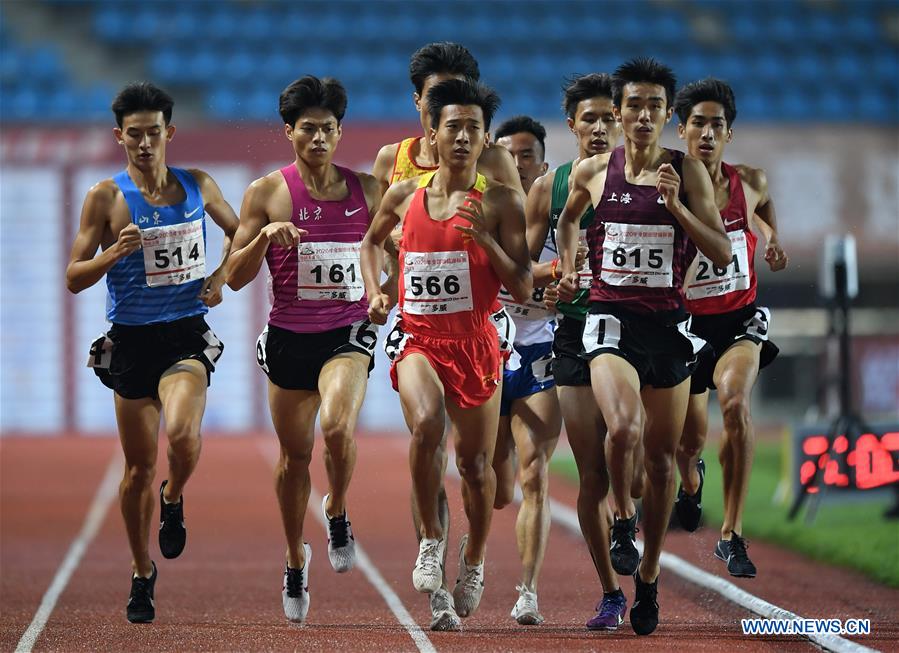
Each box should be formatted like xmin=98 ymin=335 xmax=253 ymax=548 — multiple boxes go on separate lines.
xmin=556 ymin=58 xmax=731 ymax=636
xmin=671 ymin=79 xmax=787 ymax=579
xmin=361 ymin=78 xmax=531 ymax=628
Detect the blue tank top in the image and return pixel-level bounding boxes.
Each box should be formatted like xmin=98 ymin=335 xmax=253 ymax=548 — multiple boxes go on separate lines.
xmin=106 ymin=167 xmax=208 ymax=325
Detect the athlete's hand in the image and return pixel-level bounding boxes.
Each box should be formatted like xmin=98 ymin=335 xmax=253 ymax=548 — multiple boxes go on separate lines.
xmin=111 ymin=223 xmax=142 ymax=259
xmin=543 ymin=283 xmax=559 ymax=311
xmin=368 ymin=292 xmax=391 ymax=325
xmin=199 ymin=268 xmax=226 ymax=307
xmin=764 ymin=237 xmax=788 ymax=272
xmin=575 ymin=241 xmax=588 ymax=271
xmin=261 ymin=222 xmax=307 ymax=249
xmin=454 ymin=198 xmax=494 ymax=249
xmin=657 ymin=163 xmax=682 ymax=210
xmin=557 ymin=272 xmax=579 ymax=303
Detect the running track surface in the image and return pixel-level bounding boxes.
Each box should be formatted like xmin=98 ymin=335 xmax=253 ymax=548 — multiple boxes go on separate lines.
xmin=2 ymin=434 xmax=897 ymax=652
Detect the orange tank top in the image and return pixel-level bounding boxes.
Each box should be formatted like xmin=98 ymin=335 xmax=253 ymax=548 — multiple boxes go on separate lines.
xmin=390 ymin=137 xmax=439 ymax=185
xmin=398 ymin=172 xmax=500 ymax=337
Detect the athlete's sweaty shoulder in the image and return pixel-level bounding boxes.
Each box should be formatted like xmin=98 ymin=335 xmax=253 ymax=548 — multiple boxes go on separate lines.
xmin=243 ymin=169 xmax=289 ymax=221
xmin=734 ymin=163 xmax=768 ymax=195
xmin=353 ymin=171 xmax=382 ymax=213
xmin=478 ymin=143 xmax=525 ymax=195
xmin=382 ymin=176 xmax=419 ymax=215
xmin=574 ymin=152 xmax=611 ymax=183
xmin=482 ymin=181 xmax=524 ymax=224
xmin=373 ymin=141 xmax=401 ymax=189
xmin=527 ymin=171 xmax=553 ymax=211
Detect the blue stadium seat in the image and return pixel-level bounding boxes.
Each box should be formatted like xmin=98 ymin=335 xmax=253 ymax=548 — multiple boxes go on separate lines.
xmin=208 ymin=86 xmax=242 ymax=120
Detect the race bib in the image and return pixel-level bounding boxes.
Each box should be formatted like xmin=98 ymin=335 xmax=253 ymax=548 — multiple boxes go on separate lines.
xmin=685 ymin=231 xmax=750 ymax=300
xmin=297 ymin=241 xmax=364 ymax=302
xmin=497 ymin=286 xmax=552 ymax=321
xmin=403 ymin=250 xmax=472 ymax=315
xmin=600 ymin=222 xmax=674 ymax=288
xmin=141 ymin=220 xmax=205 ymax=287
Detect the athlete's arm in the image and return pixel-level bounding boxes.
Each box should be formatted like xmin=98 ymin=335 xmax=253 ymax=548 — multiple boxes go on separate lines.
xmin=524 ymin=174 xmax=557 ymax=287
xmin=66 ymin=180 xmax=139 ymax=293
xmin=557 ymin=157 xmax=598 ymax=286
xmin=740 ymin=165 xmax=788 ymax=272
xmin=371 ymin=142 xmax=400 ymax=198
xmin=225 ymin=176 xmax=306 ymax=291
xmin=665 ymin=156 xmax=731 ymax=267
xmin=361 ymin=182 xmax=409 ymax=324
xmin=191 ymin=169 xmax=239 ymax=307
xmin=457 ymin=185 xmax=532 ymax=303
xmin=479 ymin=144 xmax=526 ymax=201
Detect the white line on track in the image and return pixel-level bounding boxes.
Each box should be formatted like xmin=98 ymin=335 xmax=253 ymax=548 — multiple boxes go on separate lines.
xmin=257 ymin=441 xmax=436 ymax=653
xmin=15 ymin=450 xmax=122 ymax=653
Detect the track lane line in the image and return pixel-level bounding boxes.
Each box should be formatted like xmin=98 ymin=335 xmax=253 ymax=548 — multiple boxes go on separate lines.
xmin=15 ymin=449 xmax=122 ymax=653
xmin=257 ymin=440 xmax=436 ymax=653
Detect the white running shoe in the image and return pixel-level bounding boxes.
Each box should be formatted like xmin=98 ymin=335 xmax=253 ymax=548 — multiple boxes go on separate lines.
xmin=412 ymin=537 xmax=445 ymax=593
xmin=452 ymin=534 xmax=485 ymax=617
xmin=429 ymin=588 xmax=462 ymax=631
xmin=511 ymin=584 xmax=544 ymax=625
xmin=282 ymin=543 xmax=312 ymax=624
xmin=322 ymin=494 xmax=356 ymax=573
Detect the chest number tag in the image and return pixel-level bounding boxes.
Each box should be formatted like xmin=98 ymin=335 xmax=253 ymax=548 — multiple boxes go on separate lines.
xmin=141 ymin=220 xmax=205 ymax=287
xmin=686 ymin=230 xmax=750 ymax=300
xmin=600 ymin=222 xmax=674 ymax=288
xmin=403 ymin=250 xmax=473 ymax=315
xmin=297 ymin=241 xmax=364 ymax=302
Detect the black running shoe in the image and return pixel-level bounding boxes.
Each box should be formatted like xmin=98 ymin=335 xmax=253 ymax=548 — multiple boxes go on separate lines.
xmin=714 ymin=533 xmax=757 ymax=578
xmin=159 ymin=480 xmax=186 ymax=559
xmin=629 ymin=571 xmax=659 ymax=636
xmin=674 ymin=459 xmax=705 ymax=532
xmin=610 ymin=513 xmax=640 ymax=575
xmin=126 ymin=562 xmax=157 ymax=623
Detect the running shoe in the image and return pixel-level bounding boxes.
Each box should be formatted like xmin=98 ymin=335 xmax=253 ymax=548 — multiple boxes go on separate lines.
xmin=282 ymin=543 xmax=312 ymax=623
xmin=715 ymin=533 xmax=757 ymax=578
xmin=674 ymin=458 xmax=705 ymax=532
xmin=452 ymin=534 xmax=485 ymax=617
xmin=126 ymin=561 xmax=157 ymax=624
xmin=429 ymin=588 xmax=462 ymax=631
xmin=586 ymin=589 xmax=627 ymax=630
xmin=322 ymin=494 xmax=355 ymax=573
xmin=511 ymin=584 xmax=544 ymax=625
xmin=609 ymin=513 xmax=639 ymax=575
xmin=412 ymin=537 xmax=445 ymax=593
xmin=158 ymin=480 xmax=186 ymax=559
xmin=629 ymin=571 xmax=659 ymax=636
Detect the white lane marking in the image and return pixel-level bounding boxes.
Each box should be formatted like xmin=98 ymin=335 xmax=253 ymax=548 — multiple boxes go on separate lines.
xmin=257 ymin=441 xmax=436 ymax=653
xmin=16 ymin=450 xmax=122 ymax=653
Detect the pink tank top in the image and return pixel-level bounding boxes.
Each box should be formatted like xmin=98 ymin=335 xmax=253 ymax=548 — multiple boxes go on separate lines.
xmin=266 ymin=163 xmax=370 ymax=332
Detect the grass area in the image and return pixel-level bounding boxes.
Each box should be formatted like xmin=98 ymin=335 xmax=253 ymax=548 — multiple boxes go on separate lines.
xmin=550 ymin=439 xmax=899 ymax=587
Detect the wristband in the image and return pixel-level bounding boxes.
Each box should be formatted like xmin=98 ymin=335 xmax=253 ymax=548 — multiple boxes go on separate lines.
xmin=550 ymin=258 xmax=561 ymax=280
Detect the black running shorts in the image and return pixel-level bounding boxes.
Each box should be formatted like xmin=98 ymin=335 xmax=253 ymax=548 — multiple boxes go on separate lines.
xmin=551 ymin=315 xmax=592 ymax=387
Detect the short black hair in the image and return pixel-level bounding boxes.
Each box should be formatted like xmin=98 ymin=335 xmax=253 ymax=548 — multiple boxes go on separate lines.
xmin=562 ymin=73 xmax=614 ymax=119
xmin=612 ymin=57 xmax=677 ymax=109
xmin=111 ymin=82 xmax=173 ymax=128
xmin=279 ymin=75 xmax=347 ymax=127
xmin=674 ymin=78 xmax=738 ymax=127
xmin=494 ymin=115 xmax=547 ymax=159
xmin=427 ymin=78 xmax=501 ymax=131
xmin=409 ymin=42 xmax=480 ymax=95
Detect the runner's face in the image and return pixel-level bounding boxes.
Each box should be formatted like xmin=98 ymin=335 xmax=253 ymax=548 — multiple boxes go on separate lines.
xmin=416 ymin=73 xmax=466 ymax=132
xmin=429 ymin=104 xmax=486 ymax=170
xmin=286 ymin=108 xmax=341 ymax=165
xmin=114 ymin=111 xmax=173 ymax=170
xmin=495 ymin=132 xmax=547 ymax=194
xmin=615 ymin=82 xmax=672 ymax=147
xmin=678 ymin=101 xmax=732 ymax=164
xmin=568 ymin=97 xmax=621 ymax=158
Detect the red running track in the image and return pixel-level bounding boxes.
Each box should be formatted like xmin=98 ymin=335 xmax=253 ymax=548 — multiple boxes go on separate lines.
xmin=1 ymin=434 xmax=897 ymax=652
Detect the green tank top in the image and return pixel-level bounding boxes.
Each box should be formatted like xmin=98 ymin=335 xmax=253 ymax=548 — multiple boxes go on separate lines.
xmin=549 ymin=161 xmax=594 ymax=320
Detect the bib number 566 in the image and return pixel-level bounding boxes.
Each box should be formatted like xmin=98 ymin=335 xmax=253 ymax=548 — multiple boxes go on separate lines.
xmin=409 ymin=274 xmax=460 ymax=296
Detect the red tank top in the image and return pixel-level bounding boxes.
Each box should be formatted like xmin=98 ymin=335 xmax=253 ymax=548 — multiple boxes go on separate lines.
xmin=266 ymin=163 xmax=370 ymax=332
xmin=398 ymin=172 xmax=500 ymax=337
xmin=684 ymin=162 xmax=758 ymax=315
xmin=586 ymin=146 xmax=692 ymax=314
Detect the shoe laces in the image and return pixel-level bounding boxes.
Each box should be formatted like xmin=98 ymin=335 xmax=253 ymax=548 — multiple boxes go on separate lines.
xmin=284 ymin=566 xmax=305 ymax=597
xmin=161 ymin=498 xmax=183 ymax=524
xmin=327 ymin=512 xmax=351 ymax=548
xmin=430 ymin=589 xmax=453 ymax=613
xmin=129 ymin=574 xmax=153 ymax=603
xmin=458 ymin=560 xmax=483 ymax=593
xmin=729 ymin=534 xmax=750 ymax=561
xmin=611 ymin=515 xmax=638 ymax=542
xmin=515 ymin=585 xmax=537 ymax=611
xmin=596 ymin=591 xmax=626 ymax=616
xmin=418 ymin=540 xmax=442 ymax=575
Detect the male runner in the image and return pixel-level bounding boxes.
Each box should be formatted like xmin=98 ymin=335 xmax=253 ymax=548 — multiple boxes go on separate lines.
xmin=361 ymin=78 xmax=532 ymax=627
xmin=371 ymin=41 xmax=523 ymax=628
xmin=491 ymin=115 xmax=559 ymax=625
xmin=225 ymin=76 xmax=382 ymax=624
xmin=672 ymin=78 xmax=787 ymax=578
xmin=66 ymin=82 xmax=238 ymax=623
xmin=556 ymin=58 xmax=731 ymax=635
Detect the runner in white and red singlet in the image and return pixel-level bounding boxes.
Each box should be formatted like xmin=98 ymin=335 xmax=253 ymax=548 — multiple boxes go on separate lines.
xmin=226 ymin=76 xmax=382 ymax=625
xmin=671 ymin=78 xmax=787 ymax=579
xmin=556 ymin=58 xmax=731 ymax=636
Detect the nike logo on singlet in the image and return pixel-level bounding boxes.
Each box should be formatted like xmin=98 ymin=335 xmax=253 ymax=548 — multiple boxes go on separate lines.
xmin=184 ymin=207 xmax=200 ymax=218
xmin=345 ymin=207 xmax=363 ymax=217
xmin=657 ymin=196 xmax=665 ymax=204
xmin=724 ymin=217 xmax=741 ymax=226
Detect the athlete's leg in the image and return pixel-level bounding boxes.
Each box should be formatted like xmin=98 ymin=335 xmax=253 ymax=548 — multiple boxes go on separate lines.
xmin=268 ymin=381 xmax=320 ymax=569
xmin=317 ymin=352 xmax=370 ymax=517
xmin=114 ymin=395 xmax=162 ymax=578
xmin=713 ymin=340 xmax=761 ymax=538
xmin=447 ymin=388 xmax=501 ymax=565
xmin=511 ymin=388 xmax=561 ymax=590
xmin=493 ymin=414 xmax=517 ymax=509
xmin=638 ymin=379 xmax=690 ymax=583
xmin=157 ymin=359 xmax=208 ymax=501
xmin=677 ymin=391 xmax=710 ymax=496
